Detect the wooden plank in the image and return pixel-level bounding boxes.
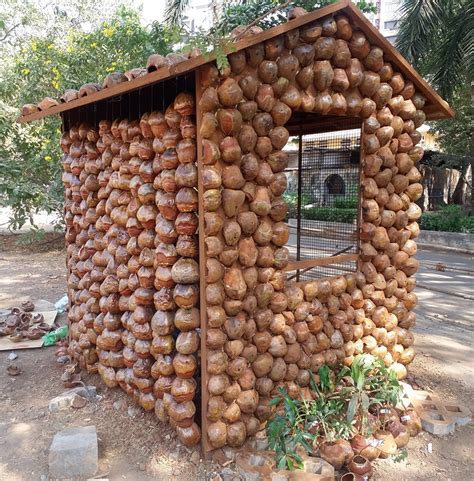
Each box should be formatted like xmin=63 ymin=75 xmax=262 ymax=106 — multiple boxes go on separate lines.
xmin=17 ymin=1 xmax=349 ymax=124
xmin=343 ymin=2 xmax=454 ymax=120
xmin=195 ymin=67 xmax=211 ymax=456
xmin=284 ymin=253 xmax=359 ymax=271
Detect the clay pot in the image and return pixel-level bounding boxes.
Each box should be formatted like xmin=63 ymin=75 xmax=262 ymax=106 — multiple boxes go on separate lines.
xmin=319 ymin=439 xmax=352 ymax=469
xmin=347 ymin=455 xmax=373 ymax=478
xmin=373 ymin=430 xmax=397 ymax=458
xmin=386 ymin=420 xmax=410 ymax=448
xmin=350 ymin=434 xmax=380 ymax=461
xmin=400 ymin=409 xmax=422 ymax=437
xmin=340 ymin=474 xmax=365 ymax=481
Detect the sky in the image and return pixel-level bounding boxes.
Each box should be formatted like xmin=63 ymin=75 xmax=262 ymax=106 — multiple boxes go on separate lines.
xmin=136 ymin=0 xmax=402 ymax=37
xmin=138 ymin=0 xmax=214 ymax=26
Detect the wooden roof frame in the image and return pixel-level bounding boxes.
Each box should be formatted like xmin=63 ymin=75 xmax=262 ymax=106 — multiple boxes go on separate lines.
xmin=17 ymin=0 xmax=454 ymax=124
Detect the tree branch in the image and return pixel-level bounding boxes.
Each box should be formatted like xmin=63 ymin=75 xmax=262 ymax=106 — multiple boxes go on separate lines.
xmin=233 ymin=0 xmax=292 ymax=41
xmin=0 ymin=22 xmax=22 ymax=43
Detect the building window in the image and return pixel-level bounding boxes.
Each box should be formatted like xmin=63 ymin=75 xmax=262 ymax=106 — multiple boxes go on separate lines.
xmin=384 ymin=20 xmax=399 ymax=30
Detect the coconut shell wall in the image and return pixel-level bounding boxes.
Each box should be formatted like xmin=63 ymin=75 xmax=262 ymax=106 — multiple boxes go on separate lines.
xmin=59 ymin=11 xmax=426 ymax=452
xmin=195 ymin=13 xmax=423 ymax=450
xmin=62 ymin=93 xmax=202 ymax=446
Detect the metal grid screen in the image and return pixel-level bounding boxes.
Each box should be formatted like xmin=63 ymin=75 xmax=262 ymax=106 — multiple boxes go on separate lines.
xmin=285 ymin=119 xmax=361 ymax=281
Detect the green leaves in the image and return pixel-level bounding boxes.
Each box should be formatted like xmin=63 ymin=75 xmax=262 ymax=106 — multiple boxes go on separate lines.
xmin=267 ymin=355 xmax=403 ymax=470
xmin=396 ymin=0 xmax=472 ymax=100
xmin=0 ymin=2 xmax=178 ymax=229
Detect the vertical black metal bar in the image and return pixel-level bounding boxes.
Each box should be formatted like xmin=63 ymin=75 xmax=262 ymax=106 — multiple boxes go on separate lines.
xmin=296 ymin=130 xmax=303 ymax=282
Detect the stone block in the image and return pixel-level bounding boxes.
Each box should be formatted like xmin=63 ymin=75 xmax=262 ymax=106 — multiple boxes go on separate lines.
xmin=419 ymin=404 xmax=455 ymax=436
xmin=402 ymin=385 xmax=472 ymax=434
xmin=236 ymin=450 xmax=275 ymax=480
xmin=49 ymin=425 xmax=98 ymax=478
xmin=49 ymin=385 xmax=97 ymax=412
xmin=271 ymin=472 xmax=289 ymax=481
xmin=443 ymin=402 xmax=472 ymax=426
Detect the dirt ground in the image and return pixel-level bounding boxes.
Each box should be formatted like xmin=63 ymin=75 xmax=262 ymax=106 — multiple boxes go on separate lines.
xmin=0 ymin=233 xmax=472 ymax=481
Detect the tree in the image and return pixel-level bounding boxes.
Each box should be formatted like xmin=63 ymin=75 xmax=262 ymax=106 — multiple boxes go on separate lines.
xmin=0 ymin=3 xmax=178 ymax=229
xmin=396 ymin=0 xmax=473 ymax=209
xmin=395 ymin=0 xmax=473 ymax=102
xmin=429 ymin=85 xmax=473 ymax=206
xmin=165 ymin=0 xmax=377 ymax=31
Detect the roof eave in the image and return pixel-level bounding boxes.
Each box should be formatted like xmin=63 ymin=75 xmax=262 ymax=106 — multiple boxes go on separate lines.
xmin=17 ymin=0 xmax=454 ymax=123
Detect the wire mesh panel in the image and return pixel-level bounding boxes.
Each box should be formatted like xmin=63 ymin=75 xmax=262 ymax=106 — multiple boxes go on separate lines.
xmin=284 ymin=118 xmax=362 ymax=280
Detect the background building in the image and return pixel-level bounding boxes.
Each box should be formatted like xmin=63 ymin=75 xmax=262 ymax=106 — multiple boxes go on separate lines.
xmin=368 ymin=0 xmax=403 ymax=43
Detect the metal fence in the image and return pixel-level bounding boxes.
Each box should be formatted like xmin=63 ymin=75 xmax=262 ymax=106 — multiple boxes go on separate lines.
xmin=285 ymin=120 xmax=362 ymax=281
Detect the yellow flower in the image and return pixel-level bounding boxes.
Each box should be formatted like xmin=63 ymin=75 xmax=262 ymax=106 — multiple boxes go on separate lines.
xmin=91 ymin=42 xmax=97 ymax=48
xmin=21 ymin=68 xmax=30 ymax=76
xmin=102 ymin=27 xmax=115 ymax=37
xmin=47 ymin=44 xmax=54 ymax=49
xmin=44 ymin=155 xmax=52 ymax=161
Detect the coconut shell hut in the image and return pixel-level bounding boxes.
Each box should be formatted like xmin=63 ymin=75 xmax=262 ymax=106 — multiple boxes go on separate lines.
xmin=19 ymin=0 xmax=453 ymax=453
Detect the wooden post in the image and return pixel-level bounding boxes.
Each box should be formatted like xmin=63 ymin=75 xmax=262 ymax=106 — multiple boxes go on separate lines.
xmin=357 ymin=128 xmax=365 ymax=270
xmin=296 ymin=131 xmax=303 ymax=281
xmin=195 ymin=67 xmax=211 ymax=456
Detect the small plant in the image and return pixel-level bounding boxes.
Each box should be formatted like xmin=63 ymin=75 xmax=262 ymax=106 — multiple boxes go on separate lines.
xmin=337 ymin=354 xmax=402 ymax=435
xmin=392 ymin=447 xmax=408 ymax=463
xmin=266 ymin=368 xmax=352 ymax=470
xmin=266 ymin=356 xmax=403 ymax=470
xmin=267 ymin=388 xmax=315 ymax=470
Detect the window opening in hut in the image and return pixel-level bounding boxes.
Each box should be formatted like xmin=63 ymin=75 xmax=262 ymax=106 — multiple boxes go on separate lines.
xmin=284 ymin=118 xmax=361 ymax=281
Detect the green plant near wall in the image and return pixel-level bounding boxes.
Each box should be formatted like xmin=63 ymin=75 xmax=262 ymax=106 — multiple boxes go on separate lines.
xmin=337 ymin=354 xmax=402 ymax=435
xmin=266 ymin=355 xmax=403 ymax=470
xmin=266 ymin=367 xmax=352 ymax=470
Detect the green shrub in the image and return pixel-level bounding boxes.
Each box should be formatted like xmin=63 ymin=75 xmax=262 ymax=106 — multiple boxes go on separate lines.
xmin=420 ymin=205 xmax=474 ymax=233
xmin=334 ymin=196 xmax=358 ymax=209
xmin=302 ymin=207 xmax=357 ymax=223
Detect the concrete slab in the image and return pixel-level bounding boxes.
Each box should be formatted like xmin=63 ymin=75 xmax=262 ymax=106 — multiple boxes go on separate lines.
xmin=49 ymin=425 xmax=98 ymax=478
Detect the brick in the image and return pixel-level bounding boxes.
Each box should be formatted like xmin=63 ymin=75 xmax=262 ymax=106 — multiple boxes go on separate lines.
xmin=49 ymin=425 xmax=98 ymax=478
xmin=401 ymin=385 xmax=472 ymax=434
xmin=419 ymin=406 xmax=456 ymax=436
xmin=271 ymin=472 xmax=289 ymax=481
xmin=236 ymin=451 xmax=275 ymax=481
xmin=443 ymin=402 xmax=472 ymax=426
xmin=289 ymin=457 xmax=334 ymax=481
